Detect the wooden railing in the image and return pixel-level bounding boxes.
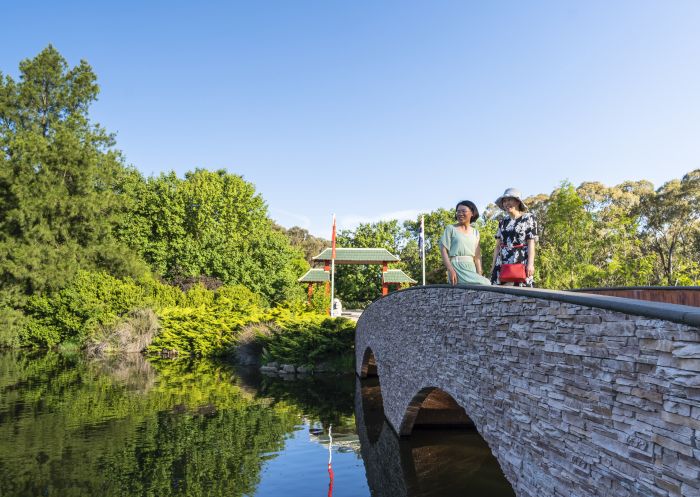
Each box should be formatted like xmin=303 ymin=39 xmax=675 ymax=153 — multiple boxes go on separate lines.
xmin=572 ymin=286 xmax=700 ymax=307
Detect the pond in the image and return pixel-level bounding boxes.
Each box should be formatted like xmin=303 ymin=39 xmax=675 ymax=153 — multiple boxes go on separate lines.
xmin=0 ymin=351 xmax=514 ymax=497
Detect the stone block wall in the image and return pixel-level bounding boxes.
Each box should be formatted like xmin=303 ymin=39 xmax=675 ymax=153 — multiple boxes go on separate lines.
xmin=356 ymin=286 xmax=700 ymax=497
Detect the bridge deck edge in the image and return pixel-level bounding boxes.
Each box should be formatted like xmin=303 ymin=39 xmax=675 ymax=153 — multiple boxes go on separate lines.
xmin=371 ymin=285 xmax=700 ymax=328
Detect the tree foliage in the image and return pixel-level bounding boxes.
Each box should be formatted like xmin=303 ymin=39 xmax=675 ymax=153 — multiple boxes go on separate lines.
xmin=331 ymin=170 xmax=700 ymax=304
xmin=0 ymin=47 xmax=320 ymax=349
xmin=280 ymin=225 xmax=330 ymax=265
xmin=120 ymin=169 xmax=308 ymax=305
xmin=0 ymin=45 xmax=145 ymax=307
xmin=335 ymin=220 xmax=404 ymax=308
xmin=637 ymin=170 xmax=700 ymax=285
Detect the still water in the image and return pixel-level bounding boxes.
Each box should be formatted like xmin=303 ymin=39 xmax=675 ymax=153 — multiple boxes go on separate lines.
xmin=0 ymin=351 xmax=514 ymax=497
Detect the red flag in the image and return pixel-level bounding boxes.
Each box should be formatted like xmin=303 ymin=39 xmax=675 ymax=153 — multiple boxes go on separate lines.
xmin=331 ymin=214 xmax=337 ymax=260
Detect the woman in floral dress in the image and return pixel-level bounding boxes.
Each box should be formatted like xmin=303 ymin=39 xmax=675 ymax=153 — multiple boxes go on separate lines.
xmin=490 ymin=188 xmax=538 ymax=287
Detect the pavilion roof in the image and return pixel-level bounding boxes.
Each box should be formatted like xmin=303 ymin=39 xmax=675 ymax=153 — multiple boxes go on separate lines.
xmin=312 ymin=247 xmax=400 ymax=264
xmin=382 ymin=269 xmax=417 ymax=284
xmin=298 ymin=268 xmax=330 ymax=283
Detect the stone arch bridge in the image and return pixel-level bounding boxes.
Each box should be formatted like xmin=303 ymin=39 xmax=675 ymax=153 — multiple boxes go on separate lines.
xmin=355 ymin=285 xmax=700 ymax=497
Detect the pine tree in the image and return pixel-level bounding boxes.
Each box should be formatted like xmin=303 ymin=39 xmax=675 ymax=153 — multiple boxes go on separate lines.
xmin=0 ymin=45 xmax=144 ymax=305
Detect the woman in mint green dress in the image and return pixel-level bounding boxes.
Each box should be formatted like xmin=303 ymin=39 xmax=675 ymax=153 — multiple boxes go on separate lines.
xmin=440 ymin=200 xmax=491 ymax=286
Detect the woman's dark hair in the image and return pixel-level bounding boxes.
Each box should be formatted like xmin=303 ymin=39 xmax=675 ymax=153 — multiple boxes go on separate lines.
xmin=455 ymin=200 xmax=480 ymax=222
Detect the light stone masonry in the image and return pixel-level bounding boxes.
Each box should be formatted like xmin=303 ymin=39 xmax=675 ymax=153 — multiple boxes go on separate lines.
xmin=356 ymin=285 xmax=700 ymax=497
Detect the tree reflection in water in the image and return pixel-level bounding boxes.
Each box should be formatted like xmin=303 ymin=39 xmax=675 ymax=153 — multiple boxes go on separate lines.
xmin=1 ymin=351 xmax=515 ymax=497
xmin=0 ymin=351 xmax=300 ymax=497
xmin=356 ymin=377 xmax=515 ymax=497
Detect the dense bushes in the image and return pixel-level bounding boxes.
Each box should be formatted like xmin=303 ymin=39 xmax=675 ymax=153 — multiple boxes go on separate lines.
xmin=256 ymin=317 xmax=356 ymax=370
xmin=21 ymin=271 xmax=151 ymax=348
xmin=13 ymin=268 xmax=355 ymax=364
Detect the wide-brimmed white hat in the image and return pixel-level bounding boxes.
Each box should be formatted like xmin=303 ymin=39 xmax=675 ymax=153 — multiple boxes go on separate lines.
xmin=495 ymin=187 xmax=528 ymax=212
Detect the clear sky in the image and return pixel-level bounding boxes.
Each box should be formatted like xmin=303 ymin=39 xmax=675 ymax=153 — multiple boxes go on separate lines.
xmin=2 ymin=1 xmax=699 ymax=237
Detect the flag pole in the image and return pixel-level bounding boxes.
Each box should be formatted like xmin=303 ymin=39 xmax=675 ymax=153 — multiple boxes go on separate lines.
xmin=330 ymin=214 xmax=337 ymax=315
xmin=421 ymin=215 xmax=426 ymax=285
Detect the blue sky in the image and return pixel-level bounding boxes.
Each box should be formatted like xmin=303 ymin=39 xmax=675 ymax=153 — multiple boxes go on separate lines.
xmin=2 ymin=1 xmax=700 ymax=237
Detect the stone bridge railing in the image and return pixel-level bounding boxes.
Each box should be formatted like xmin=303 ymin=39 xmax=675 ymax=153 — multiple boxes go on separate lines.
xmin=355 ymin=285 xmax=700 ymax=497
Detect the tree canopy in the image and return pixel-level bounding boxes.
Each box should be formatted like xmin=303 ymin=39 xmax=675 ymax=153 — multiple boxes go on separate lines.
xmin=119 ymin=169 xmax=308 ymax=304
xmin=0 ymin=46 xmax=312 ymax=348
xmin=333 ymin=171 xmax=700 ymax=306
xmin=0 ymin=45 xmax=145 ymax=306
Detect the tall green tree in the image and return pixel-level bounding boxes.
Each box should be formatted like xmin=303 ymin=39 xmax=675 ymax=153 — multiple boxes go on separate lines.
xmin=576 ymin=181 xmax=655 ymax=286
xmin=280 ymin=225 xmax=329 ymax=265
xmin=637 ymin=170 xmax=700 ymax=285
xmin=121 ymin=169 xmax=308 ymax=304
xmin=0 ymin=46 xmax=145 ymax=306
xmin=536 ymin=182 xmax=600 ymax=289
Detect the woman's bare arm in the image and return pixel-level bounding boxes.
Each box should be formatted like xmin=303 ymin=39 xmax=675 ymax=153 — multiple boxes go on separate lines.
xmin=491 ymin=241 xmax=500 ymax=270
xmin=526 ymin=238 xmax=535 ymax=278
xmin=475 ymin=235 xmax=483 ymax=275
xmin=440 ymin=244 xmax=457 ymax=285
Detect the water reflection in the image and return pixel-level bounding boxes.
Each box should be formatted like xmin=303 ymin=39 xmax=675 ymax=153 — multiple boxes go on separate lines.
xmin=355 ymin=376 xmax=515 ymax=497
xmin=1 ymin=350 xmax=514 ymax=497
xmin=0 ymin=351 xmax=298 ymax=497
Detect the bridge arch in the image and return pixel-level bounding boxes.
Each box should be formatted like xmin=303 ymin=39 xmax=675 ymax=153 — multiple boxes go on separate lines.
xmin=399 ymin=386 xmax=475 ymax=436
xmin=356 ymin=284 xmax=700 ymax=497
xmin=360 ymin=346 xmax=378 ymax=378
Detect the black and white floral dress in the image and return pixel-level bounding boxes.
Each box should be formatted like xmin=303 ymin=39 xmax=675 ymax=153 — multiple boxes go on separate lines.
xmin=491 ymin=213 xmax=538 ymax=287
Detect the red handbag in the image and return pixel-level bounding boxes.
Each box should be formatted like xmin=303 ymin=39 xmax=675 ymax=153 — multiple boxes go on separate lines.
xmin=499 ymin=263 xmax=527 ymax=283
xmin=499 ymin=243 xmax=527 ymax=283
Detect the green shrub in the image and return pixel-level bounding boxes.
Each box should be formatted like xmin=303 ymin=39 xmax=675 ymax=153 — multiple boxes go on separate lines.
xmin=308 ymin=287 xmax=331 ymax=314
xmin=148 ymin=306 xmax=253 ymax=357
xmin=22 ymin=270 xmax=150 ymax=347
xmin=145 ymin=284 xmax=274 ymax=357
xmin=140 ymin=275 xmax=186 ymax=308
xmin=20 ymin=313 xmax=62 ymax=348
xmin=0 ymin=306 xmax=27 ymax=348
xmin=182 ymin=284 xmax=216 ymax=308
xmin=215 ymin=284 xmax=268 ymax=314
xmin=257 ymin=317 xmax=356 ymax=369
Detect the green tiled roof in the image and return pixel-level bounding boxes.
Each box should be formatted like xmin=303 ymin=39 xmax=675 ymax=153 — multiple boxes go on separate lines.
xmin=382 ymin=269 xmax=417 ymax=284
xmin=312 ymin=248 xmax=400 ymax=264
xmin=298 ymin=268 xmax=330 ymax=283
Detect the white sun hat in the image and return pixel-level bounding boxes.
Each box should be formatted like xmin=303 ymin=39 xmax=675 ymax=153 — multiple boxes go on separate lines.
xmin=495 ymin=187 xmax=528 ymax=212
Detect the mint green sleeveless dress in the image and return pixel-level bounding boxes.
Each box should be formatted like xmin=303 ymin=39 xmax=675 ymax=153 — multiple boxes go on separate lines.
xmin=440 ymin=225 xmax=491 ymax=285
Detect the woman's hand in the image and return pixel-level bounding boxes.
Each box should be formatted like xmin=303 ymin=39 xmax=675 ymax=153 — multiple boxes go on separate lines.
xmin=526 ymin=263 xmax=535 ymax=278
xmin=448 ymin=267 xmax=458 ymax=285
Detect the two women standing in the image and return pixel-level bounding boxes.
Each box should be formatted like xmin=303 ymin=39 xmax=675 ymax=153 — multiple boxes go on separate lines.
xmin=440 ymin=188 xmax=538 ymax=287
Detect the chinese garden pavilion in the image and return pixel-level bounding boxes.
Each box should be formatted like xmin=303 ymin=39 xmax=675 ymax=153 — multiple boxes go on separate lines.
xmin=297 ymin=247 xmax=417 ymax=301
